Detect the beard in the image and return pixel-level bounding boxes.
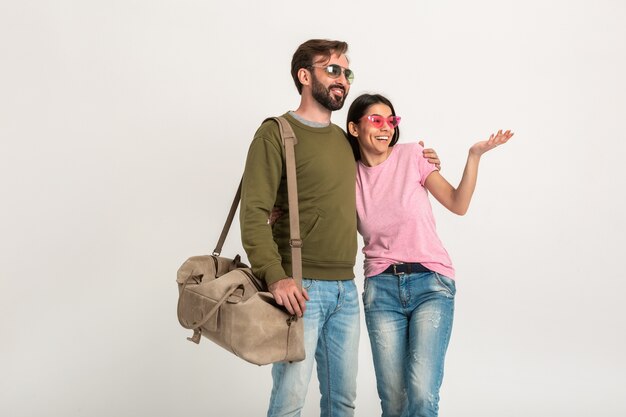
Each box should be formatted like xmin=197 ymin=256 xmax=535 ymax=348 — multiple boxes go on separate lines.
xmin=311 ymin=73 xmax=347 ymax=111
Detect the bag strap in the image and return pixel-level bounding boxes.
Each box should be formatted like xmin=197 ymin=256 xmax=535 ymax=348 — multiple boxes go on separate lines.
xmin=212 ymin=182 xmax=241 ymax=257
xmin=211 ymin=116 xmax=302 ymax=286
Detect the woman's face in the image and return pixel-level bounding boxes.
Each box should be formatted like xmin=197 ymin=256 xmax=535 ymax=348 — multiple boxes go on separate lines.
xmin=349 ymin=103 xmax=396 ymax=158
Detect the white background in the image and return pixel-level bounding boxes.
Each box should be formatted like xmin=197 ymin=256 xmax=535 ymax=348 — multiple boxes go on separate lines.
xmin=1 ymin=1 xmax=625 ymax=416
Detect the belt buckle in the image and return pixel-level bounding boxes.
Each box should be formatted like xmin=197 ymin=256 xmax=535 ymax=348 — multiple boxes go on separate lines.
xmin=392 ymin=264 xmax=405 ymax=276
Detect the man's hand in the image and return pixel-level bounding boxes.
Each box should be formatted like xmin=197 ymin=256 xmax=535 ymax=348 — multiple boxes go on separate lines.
xmin=268 ymin=277 xmax=310 ymax=317
xmin=267 ymin=206 xmax=283 ymax=227
xmin=419 ymin=140 xmax=441 ymax=171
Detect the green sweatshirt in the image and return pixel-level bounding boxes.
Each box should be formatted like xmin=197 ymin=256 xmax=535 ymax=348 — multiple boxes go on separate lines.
xmin=240 ymin=113 xmax=357 ymax=286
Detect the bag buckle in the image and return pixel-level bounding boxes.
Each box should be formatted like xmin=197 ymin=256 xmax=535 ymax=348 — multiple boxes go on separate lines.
xmin=289 ymin=239 xmax=303 ymax=248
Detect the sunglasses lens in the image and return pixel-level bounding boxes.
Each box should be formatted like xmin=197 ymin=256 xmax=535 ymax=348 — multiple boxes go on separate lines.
xmin=326 ymin=65 xmax=342 ymax=78
xmin=344 ymin=69 xmax=354 ymax=84
xmin=368 ymin=116 xmax=384 ymax=128
xmin=322 ymin=65 xmax=354 ymax=84
xmin=389 ymin=116 xmax=400 ymax=128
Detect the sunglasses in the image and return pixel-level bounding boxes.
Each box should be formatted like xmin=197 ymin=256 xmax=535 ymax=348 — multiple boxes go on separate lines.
xmin=309 ymin=64 xmax=354 ymax=84
xmin=362 ymin=114 xmax=402 ymax=129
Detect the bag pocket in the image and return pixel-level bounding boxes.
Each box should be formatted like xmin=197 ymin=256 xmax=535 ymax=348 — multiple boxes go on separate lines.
xmin=178 ymin=282 xmax=220 ymax=332
xmin=226 ymin=292 xmax=304 ymax=364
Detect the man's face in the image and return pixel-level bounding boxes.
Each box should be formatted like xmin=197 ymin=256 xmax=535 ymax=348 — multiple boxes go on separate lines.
xmin=310 ymin=53 xmax=351 ymax=111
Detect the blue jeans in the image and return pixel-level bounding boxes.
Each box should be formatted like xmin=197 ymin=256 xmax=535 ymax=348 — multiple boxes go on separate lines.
xmin=363 ymin=271 xmax=456 ymax=417
xmin=267 ymin=279 xmax=360 ymax=417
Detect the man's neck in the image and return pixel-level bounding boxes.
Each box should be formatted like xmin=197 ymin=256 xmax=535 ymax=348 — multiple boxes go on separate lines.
xmin=289 ymin=111 xmax=329 ymax=128
xmin=293 ymin=95 xmax=332 ymax=125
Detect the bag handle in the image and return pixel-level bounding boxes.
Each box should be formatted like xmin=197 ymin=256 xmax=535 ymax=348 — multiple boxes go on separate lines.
xmin=211 ymin=116 xmax=302 ymax=286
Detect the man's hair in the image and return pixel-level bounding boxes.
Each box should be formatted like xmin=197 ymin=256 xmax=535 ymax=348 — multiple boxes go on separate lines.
xmin=345 ymin=93 xmax=401 ymax=161
xmin=291 ymin=39 xmax=349 ymax=95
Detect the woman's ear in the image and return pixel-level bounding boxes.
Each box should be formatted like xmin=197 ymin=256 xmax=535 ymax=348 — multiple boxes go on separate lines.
xmin=348 ymin=121 xmax=358 ymax=137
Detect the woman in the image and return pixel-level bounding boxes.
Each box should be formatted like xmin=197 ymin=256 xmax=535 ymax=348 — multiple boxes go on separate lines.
xmin=346 ymin=93 xmax=513 ymax=417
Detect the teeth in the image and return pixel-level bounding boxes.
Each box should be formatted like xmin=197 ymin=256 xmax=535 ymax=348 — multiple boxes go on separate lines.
xmin=375 ymin=136 xmax=389 ymax=140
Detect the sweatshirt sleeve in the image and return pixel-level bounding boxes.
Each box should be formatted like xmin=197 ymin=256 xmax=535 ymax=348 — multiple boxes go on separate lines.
xmin=239 ymin=128 xmax=287 ymax=286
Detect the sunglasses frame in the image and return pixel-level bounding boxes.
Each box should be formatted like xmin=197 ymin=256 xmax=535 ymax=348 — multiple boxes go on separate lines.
xmin=362 ymin=114 xmax=402 ymax=129
xmin=309 ymin=64 xmax=354 ymax=84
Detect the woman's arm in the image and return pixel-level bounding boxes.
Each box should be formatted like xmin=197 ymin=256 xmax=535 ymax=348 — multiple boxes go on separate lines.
xmin=424 ymin=130 xmax=513 ymax=215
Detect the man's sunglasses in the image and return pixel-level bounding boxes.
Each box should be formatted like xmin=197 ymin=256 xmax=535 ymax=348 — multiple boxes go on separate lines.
xmin=308 ymin=64 xmax=354 ymax=84
xmin=362 ymin=115 xmax=402 ymax=129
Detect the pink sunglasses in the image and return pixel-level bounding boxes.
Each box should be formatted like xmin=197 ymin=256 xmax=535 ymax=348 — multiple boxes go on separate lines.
xmin=362 ymin=114 xmax=401 ymax=129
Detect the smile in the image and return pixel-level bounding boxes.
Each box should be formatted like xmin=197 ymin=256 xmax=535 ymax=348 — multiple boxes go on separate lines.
xmin=330 ymin=88 xmax=344 ymax=97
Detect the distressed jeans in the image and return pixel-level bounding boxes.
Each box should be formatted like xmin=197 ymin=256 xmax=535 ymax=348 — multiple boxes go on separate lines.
xmin=363 ymin=271 xmax=456 ymax=417
xmin=267 ymin=279 xmax=360 ymax=417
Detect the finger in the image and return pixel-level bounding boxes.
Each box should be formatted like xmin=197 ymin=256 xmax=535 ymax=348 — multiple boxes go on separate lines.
xmin=291 ymin=287 xmax=308 ymax=316
xmin=282 ymin=295 xmax=296 ymax=316
xmin=299 ymin=296 xmax=307 ymax=316
xmin=287 ymin=292 xmax=303 ymax=317
xmin=292 ymin=288 xmax=308 ymax=316
xmin=274 ymin=293 xmax=284 ymax=306
xmin=497 ymin=132 xmax=511 ymax=144
xmin=418 ymin=140 xmax=424 ymax=147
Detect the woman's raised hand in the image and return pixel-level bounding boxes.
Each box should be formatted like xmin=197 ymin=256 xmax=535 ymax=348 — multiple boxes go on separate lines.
xmin=469 ymin=130 xmax=514 ymax=157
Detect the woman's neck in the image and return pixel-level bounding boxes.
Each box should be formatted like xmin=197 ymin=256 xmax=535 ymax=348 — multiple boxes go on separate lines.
xmin=360 ymin=147 xmax=393 ymax=167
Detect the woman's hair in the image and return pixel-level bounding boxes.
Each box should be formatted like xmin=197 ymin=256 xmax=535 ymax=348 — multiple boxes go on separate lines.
xmin=345 ymin=93 xmax=401 ymax=161
xmin=291 ymin=39 xmax=349 ymax=95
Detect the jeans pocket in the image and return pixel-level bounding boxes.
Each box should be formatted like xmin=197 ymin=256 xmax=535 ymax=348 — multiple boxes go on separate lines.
xmin=303 ymin=278 xmax=315 ymax=290
xmin=362 ymin=277 xmax=370 ymax=309
xmin=434 ymin=272 xmax=456 ymax=297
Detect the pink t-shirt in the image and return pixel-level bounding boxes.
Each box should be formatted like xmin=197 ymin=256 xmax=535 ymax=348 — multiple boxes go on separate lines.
xmin=356 ymin=142 xmax=455 ymax=279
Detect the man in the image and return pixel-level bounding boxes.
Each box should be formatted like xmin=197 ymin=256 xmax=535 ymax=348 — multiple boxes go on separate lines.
xmin=240 ymin=39 xmax=357 ymax=417
xmin=240 ymin=39 xmax=439 ymax=417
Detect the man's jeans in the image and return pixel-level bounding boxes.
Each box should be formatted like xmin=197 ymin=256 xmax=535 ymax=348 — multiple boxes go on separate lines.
xmin=363 ymin=271 xmax=456 ymax=417
xmin=267 ymin=279 xmax=360 ymax=417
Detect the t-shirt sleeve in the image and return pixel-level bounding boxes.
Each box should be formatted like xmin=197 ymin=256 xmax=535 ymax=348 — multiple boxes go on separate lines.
xmin=413 ymin=142 xmax=439 ymax=186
